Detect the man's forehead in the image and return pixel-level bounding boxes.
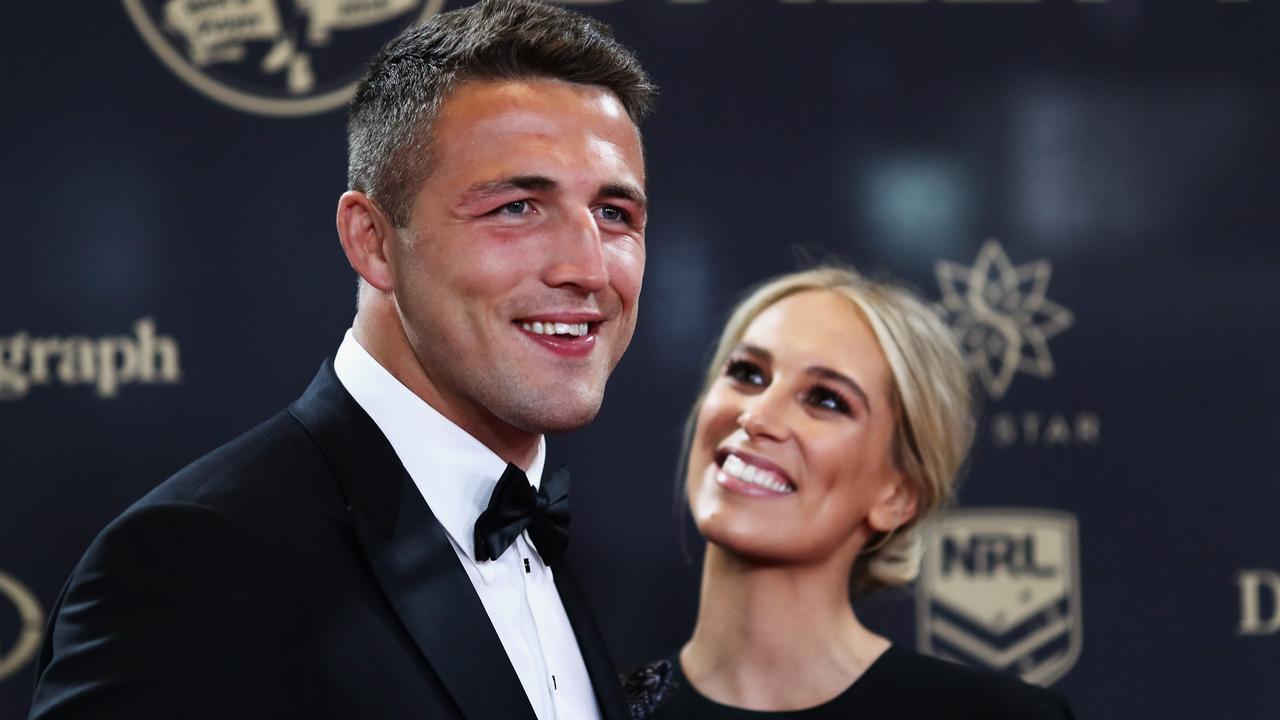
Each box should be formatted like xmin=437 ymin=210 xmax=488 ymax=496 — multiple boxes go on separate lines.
xmin=426 ymin=82 xmax=643 ymax=175
xmin=440 ymin=76 xmax=631 ymax=123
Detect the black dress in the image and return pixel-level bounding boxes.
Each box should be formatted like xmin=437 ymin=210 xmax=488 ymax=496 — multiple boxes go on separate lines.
xmin=624 ymin=646 xmax=1074 ymax=719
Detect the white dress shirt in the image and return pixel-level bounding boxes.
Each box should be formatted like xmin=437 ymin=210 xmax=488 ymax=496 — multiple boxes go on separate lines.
xmin=334 ymin=330 xmax=600 ymax=720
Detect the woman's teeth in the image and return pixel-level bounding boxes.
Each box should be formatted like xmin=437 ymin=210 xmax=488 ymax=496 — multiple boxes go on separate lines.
xmin=722 ymin=454 xmax=794 ymax=493
xmin=522 ymin=321 xmax=589 ymax=337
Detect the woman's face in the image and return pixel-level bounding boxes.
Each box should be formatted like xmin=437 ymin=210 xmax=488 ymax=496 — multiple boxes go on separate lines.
xmin=687 ymin=290 xmax=916 ymax=566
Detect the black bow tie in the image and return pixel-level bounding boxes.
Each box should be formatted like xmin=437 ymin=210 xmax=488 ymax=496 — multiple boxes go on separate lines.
xmin=473 ymin=463 xmax=570 ymax=565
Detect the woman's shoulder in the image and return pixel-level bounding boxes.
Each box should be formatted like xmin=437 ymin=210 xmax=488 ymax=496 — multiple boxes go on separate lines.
xmin=866 ymin=646 xmax=1074 ymax=719
xmin=621 ymin=647 xmax=1073 ymax=720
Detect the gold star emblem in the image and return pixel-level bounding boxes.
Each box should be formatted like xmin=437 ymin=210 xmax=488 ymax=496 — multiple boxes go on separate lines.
xmin=935 ymin=240 xmax=1074 ymax=399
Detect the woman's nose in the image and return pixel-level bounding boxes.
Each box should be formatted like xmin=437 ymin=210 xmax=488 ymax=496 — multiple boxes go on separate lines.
xmin=737 ymin=387 xmax=789 ymax=442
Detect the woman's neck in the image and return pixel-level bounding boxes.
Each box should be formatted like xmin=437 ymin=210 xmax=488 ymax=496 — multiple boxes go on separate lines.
xmin=680 ymin=546 xmax=891 ymax=712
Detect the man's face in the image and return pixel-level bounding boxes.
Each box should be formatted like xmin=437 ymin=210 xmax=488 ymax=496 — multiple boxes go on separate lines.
xmin=389 ymin=78 xmax=646 ymax=438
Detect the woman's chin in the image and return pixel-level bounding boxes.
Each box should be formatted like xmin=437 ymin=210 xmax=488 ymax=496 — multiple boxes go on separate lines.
xmin=697 ymin=508 xmax=862 ymax=570
xmin=697 ymin=513 xmax=792 ymax=564
xmin=693 ymin=481 xmax=788 ymax=559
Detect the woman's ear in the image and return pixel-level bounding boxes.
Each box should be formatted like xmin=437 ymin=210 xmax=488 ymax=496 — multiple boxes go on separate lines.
xmin=869 ymin=471 xmax=919 ymax=534
xmin=336 ymin=191 xmax=397 ymax=292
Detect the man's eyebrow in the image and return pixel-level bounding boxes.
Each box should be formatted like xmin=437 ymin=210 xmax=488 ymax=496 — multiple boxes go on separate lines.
xmin=808 ymin=365 xmax=872 ymax=414
xmin=459 ymin=175 xmax=559 ymax=204
xmin=457 ymin=177 xmax=646 ymax=211
xmin=600 ymin=182 xmax=647 ymax=210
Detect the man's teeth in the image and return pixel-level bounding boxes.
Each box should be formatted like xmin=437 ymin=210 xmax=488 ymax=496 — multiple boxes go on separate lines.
xmin=721 ymin=454 xmax=794 ymax=493
xmin=521 ymin=321 xmax=589 ymax=337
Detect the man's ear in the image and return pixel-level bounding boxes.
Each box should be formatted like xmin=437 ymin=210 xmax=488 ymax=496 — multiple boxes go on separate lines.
xmin=868 ymin=471 xmax=920 ymax=534
xmin=337 ymin=191 xmax=397 ymax=292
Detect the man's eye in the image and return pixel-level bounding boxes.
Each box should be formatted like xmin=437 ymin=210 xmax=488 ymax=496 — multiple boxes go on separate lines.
xmin=725 ymin=359 xmax=766 ymax=386
xmin=496 ymin=200 xmax=530 ymax=215
xmin=596 ymin=206 xmax=628 ymax=223
xmin=807 ymin=386 xmax=852 ymax=415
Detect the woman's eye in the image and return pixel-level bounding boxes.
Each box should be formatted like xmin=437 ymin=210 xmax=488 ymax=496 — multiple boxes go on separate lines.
xmin=807 ymin=386 xmax=852 ymax=415
xmin=725 ymin=359 xmax=766 ymax=386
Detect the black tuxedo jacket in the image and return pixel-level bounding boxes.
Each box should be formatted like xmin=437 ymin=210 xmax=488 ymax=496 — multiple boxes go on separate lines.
xmin=30 ymin=362 xmax=628 ymax=719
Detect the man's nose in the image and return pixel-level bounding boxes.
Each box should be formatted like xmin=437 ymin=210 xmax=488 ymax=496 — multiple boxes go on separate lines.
xmin=544 ymin=210 xmax=608 ymax=293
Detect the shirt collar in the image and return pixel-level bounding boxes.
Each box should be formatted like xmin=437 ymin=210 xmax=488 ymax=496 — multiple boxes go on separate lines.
xmin=333 ymin=329 xmax=545 ymax=562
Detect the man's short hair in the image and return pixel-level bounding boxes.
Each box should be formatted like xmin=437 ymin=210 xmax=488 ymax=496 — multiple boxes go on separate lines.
xmin=347 ymin=0 xmax=657 ymax=228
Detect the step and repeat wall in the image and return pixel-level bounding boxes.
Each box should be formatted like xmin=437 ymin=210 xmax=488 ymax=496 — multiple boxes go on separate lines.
xmin=2 ymin=1 xmax=1277 ymax=718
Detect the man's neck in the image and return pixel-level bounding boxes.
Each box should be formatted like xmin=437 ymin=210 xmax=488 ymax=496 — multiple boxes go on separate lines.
xmin=352 ymin=307 xmax=541 ymax=470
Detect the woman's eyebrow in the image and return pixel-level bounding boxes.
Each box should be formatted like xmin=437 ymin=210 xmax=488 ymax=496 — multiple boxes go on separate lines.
xmin=731 ymin=343 xmax=773 ymax=365
xmin=807 ymin=365 xmax=871 ymax=414
xmin=734 ymin=342 xmax=871 ymax=413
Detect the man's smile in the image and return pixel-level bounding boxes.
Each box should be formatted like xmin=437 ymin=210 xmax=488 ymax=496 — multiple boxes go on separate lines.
xmin=519 ymin=321 xmax=591 ymax=337
xmin=513 ymin=313 xmax=604 ymax=358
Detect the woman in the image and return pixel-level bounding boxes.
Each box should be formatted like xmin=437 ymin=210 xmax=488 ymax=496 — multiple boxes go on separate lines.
xmin=626 ymin=266 xmax=1072 ymax=719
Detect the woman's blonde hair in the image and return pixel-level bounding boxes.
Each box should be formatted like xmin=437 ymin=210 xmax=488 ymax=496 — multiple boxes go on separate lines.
xmin=683 ymin=265 xmax=976 ymax=597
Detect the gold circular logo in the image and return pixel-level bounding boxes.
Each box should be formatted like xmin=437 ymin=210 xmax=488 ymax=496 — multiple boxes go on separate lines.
xmin=123 ymin=0 xmax=449 ymax=117
xmin=0 ymin=570 xmax=43 ymax=682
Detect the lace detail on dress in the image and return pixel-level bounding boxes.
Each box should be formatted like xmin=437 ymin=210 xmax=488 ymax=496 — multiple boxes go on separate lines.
xmin=622 ymin=658 xmax=680 ymax=719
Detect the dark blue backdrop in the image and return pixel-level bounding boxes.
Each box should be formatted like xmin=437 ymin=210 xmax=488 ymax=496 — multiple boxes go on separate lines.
xmin=3 ymin=1 xmax=1279 ymax=718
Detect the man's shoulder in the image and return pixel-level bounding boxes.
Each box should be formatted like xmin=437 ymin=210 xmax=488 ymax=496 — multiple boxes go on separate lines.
xmin=67 ymin=403 xmax=356 ymax=604
xmin=83 ymin=363 xmax=381 ymax=580
xmin=135 ymin=407 xmax=331 ymax=523
xmin=31 ymin=408 xmax=341 ymax=720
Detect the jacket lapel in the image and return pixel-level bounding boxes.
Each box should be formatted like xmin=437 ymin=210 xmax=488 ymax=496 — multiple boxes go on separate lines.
xmin=290 ymin=361 xmax=535 ymax=720
xmin=554 ymin=562 xmax=629 ymax=720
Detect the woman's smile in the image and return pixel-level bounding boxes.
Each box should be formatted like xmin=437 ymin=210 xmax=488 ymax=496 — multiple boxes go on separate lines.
xmin=715 ymin=449 xmax=797 ymax=495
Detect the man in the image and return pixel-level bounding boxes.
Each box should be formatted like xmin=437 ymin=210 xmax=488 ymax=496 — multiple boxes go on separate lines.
xmin=29 ymin=1 xmax=655 ymax=718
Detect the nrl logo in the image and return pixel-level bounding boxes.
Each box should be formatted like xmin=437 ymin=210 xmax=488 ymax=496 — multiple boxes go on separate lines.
xmin=123 ymin=0 xmax=448 ymax=117
xmin=916 ymin=509 xmax=1082 ymax=686
xmin=935 ymin=239 xmax=1074 ymax=400
xmin=0 ymin=570 xmax=43 ymax=682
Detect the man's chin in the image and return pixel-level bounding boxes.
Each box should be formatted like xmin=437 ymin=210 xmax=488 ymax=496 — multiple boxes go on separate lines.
xmin=505 ymin=392 xmax=605 ymax=435
xmin=526 ymin=405 xmax=603 ymax=435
